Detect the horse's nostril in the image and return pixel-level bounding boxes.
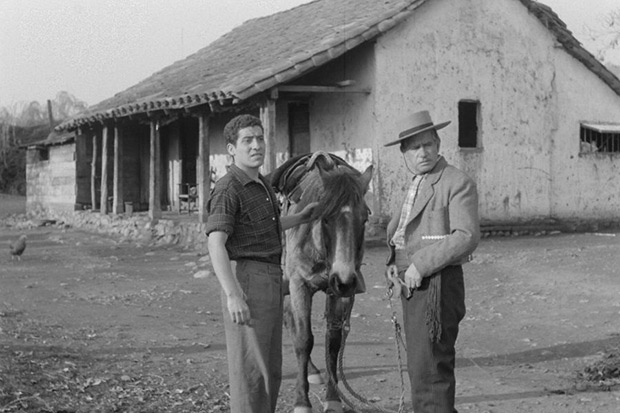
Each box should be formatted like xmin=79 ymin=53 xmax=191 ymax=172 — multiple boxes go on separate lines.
xmin=329 ymin=274 xmax=357 ymax=297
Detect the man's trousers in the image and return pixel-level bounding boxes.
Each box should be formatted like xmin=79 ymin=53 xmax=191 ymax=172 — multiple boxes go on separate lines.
xmin=401 ymin=265 xmax=465 ymax=413
xmin=221 ymin=259 xmax=283 ymax=413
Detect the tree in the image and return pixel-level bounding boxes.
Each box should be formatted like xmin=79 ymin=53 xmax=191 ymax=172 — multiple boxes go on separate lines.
xmin=0 ymin=105 xmax=19 ymax=168
xmin=585 ymin=8 xmax=620 ymax=64
xmin=17 ymin=101 xmax=48 ymax=126
xmin=0 ymin=91 xmax=89 ymax=195
xmin=53 ymin=91 xmax=88 ymax=120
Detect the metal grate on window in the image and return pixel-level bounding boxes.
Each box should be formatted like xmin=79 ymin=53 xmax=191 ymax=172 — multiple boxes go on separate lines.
xmin=580 ymin=123 xmax=620 ymax=154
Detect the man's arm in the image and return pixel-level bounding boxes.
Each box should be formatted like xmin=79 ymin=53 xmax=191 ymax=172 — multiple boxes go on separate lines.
xmin=412 ymin=175 xmax=480 ymax=277
xmin=280 ymin=201 xmax=318 ymax=230
xmin=207 ymin=231 xmax=251 ymax=325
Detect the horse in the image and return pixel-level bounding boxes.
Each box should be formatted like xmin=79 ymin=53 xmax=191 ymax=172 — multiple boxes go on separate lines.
xmin=271 ymin=151 xmax=373 ymax=413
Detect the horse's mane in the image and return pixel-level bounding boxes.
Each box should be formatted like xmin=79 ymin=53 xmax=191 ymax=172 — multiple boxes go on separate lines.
xmin=306 ymin=169 xmax=365 ymax=221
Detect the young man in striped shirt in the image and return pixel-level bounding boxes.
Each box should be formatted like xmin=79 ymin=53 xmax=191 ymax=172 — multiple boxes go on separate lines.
xmin=206 ymin=114 xmax=314 ymax=413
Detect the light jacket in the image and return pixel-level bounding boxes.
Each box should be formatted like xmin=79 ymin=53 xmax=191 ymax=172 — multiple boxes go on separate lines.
xmin=386 ymin=157 xmax=481 ymax=277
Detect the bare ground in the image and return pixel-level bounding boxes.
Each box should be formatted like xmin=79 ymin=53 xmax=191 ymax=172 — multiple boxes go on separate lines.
xmin=1 ymin=195 xmax=619 ymax=412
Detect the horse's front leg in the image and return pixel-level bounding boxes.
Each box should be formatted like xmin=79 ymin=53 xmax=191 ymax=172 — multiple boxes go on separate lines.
xmin=289 ymin=280 xmax=315 ymax=412
xmin=284 ymin=297 xmax=323 ymax=385
xmin=324 ymin=294 xmax=354 ymax=413
xmin=307 ymin=357 xmax=323 ymax=384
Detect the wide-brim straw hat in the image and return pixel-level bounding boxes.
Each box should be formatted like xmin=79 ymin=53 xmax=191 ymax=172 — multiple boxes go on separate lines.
xmin=384 ymin=110 xmax=451 ymax=147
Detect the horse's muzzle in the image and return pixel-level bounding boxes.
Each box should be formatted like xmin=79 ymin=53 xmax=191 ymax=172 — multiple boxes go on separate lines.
xmin=328 ymin=272 xmax=357 ymax=297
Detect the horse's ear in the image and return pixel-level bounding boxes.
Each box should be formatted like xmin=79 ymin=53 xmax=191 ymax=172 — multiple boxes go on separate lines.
xmin=360 ymin=165 xmax=373 ymax=193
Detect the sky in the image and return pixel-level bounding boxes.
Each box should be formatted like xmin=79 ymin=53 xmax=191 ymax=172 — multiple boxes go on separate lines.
xmin=1 ymin=0 xmax=619 ymax=109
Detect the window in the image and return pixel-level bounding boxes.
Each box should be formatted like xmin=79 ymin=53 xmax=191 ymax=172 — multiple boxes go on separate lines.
xmin=580 ymin=123 xmax=620 ymax=154
xmin=458 ymin=100 xmax=479 ymax=148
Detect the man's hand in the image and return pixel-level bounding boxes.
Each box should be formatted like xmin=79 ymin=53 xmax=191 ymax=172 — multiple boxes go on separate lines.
xmin=281 ymin=201 xmax=320 ymax=230
xmin=404 ymin=262 xmax=423 ymax=294
xmin=226 ymin=294 xmax=251 ymax=325
xmin=298 ymin=201 xmax=319 ymax=221
xmin=386 ymin=264 xmax=406 ymax=298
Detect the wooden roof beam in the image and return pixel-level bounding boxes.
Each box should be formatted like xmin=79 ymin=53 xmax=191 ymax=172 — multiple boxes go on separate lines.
xmin=275 ymin=84 xmax=371 ymax=95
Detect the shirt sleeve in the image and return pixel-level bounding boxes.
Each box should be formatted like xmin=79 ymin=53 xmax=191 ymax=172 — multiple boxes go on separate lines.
xmin=205 ymin=181 xmax=238 ymax=237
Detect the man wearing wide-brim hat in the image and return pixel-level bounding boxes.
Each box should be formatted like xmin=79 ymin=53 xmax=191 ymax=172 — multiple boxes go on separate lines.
xmin=385 ymin=110 xmax=480 ymax=412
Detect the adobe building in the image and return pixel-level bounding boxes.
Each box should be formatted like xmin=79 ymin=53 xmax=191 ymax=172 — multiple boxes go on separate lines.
xmin=27 ymin=0 xmax=620 ymax=231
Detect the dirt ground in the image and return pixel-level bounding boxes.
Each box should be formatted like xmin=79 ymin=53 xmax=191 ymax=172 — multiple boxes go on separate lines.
xmin=1 ymin=195 xmax=620 ymax=412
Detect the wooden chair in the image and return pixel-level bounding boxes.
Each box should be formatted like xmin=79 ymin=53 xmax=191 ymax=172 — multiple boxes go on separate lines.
xmin=178 ymin=183 xmax=198 ymax=214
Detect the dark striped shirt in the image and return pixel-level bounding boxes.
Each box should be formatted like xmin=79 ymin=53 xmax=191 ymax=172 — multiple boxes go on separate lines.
xmin=205 ymin=164 xmax=282 ymax=263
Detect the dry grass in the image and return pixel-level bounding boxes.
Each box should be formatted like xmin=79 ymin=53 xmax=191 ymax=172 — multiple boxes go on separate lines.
xmin=0 ymin=275 xmax=231 ymax=413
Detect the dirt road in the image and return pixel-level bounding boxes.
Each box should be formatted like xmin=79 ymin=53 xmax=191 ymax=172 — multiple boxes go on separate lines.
xmin=1 ymin=217 xmax=619 ymax=412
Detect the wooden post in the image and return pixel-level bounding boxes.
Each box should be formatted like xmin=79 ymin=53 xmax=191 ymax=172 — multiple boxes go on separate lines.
xmin=149 ymin=119 xmax=162 ymax=221
xmin=100 ymin=125 xmax=110 ymax=215
xmin=91 ymin=131 xmax=98 ymax=210
xmin=259 ymin=98 xmax=277 ymax=173
xmin=112 ymin=124 xmax=124 ymax=214
xmin=197 ymin=113 xmax=210 ymax=223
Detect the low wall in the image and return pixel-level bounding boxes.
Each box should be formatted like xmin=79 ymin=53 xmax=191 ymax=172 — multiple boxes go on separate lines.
xmin=6 ymin=210 xmax=210 ymax=252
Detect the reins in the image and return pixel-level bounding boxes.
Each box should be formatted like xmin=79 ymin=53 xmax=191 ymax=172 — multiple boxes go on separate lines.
xmin=323 ymin=285 xmax=408 ymax=413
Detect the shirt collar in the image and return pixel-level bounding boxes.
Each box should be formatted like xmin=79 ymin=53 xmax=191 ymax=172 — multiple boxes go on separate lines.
xmin=229 ymin=164 xmax=268 ymax=187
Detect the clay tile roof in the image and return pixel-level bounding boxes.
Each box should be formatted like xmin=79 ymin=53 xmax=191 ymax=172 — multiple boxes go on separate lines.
xmin=59 ymin=0 xmax=620 ymax=131
xmin=24 ymin=130 xmax=76 ymax=149
xmin=59 ymin=0 xmax=427 ymax=130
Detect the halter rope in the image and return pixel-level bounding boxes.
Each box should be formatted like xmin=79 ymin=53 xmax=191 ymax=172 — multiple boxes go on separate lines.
xmin=323 ymin=285 xmax=408 ymax=413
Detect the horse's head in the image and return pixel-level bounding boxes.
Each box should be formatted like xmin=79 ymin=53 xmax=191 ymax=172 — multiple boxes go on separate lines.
xmin=308 ymin=164 xmax=373 ymax=297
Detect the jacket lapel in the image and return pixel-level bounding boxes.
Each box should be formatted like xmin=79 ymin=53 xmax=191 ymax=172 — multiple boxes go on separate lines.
xmin=405 ymin=157 xmax=447 ymax=226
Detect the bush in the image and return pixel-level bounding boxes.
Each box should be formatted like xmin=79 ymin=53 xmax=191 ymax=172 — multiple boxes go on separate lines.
xmin=0 ymin=123 xmax=51 ymax=195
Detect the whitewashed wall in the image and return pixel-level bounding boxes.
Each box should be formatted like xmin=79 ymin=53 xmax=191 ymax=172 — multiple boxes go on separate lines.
xmin=551 ymin=50 xmax=620 ymax=219
xmin=27 ymin=144 xmax=76 ymax=214
xmin=299 ymin=44 xmax=379 ymax=213
xmin=371 ymin=0 xmax=620 ymax=222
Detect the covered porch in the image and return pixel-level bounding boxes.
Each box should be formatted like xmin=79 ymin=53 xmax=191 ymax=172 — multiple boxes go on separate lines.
xmin=74 ymin=80 xmax=369 ymax=224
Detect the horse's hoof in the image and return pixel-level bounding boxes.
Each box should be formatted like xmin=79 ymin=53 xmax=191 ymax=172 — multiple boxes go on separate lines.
xmin=323 ymin=401 xmax=344 ymax=413
xmin=308 ymin=373 xmax=324 ymax=384
xmin=293 ymin=407 xmax=313 ymax=413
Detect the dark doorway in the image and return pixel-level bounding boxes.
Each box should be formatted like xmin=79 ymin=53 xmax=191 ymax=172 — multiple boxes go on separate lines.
xmin=288 ymin=102 xmax=310 ymax=157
